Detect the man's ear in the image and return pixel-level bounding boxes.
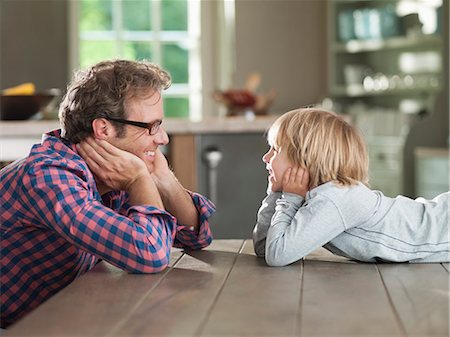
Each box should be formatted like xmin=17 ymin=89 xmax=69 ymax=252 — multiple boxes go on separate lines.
xmin=92 ymin=118 xmax=114 ymax=140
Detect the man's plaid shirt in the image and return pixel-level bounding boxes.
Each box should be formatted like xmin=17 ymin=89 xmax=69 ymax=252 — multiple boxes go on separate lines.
xmin=0 ymin=130 xmax=215 ymax=328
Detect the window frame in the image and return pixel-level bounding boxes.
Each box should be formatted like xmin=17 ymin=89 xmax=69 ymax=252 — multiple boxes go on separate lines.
xmin=69 ymin=0 xmax=202 ymax=119
xmin=69 ymin=0 xmax=236 ymax=119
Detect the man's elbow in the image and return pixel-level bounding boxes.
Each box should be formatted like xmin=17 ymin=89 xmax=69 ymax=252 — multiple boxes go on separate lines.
xmin=130 ymin=254 xmax=171 ymax=274
xmin=196 ymin=235 xmax=213 ymax=250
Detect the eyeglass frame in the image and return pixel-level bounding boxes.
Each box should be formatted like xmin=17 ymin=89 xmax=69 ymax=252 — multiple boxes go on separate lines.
xmin=106 ymin=117 xmax=163 ymax=136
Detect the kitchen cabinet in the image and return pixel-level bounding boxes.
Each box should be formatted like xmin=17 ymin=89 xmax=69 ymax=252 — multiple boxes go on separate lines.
xmin=367 ymin=136 xmax=404 ymax=196
xmin=415 ymin=147 xmax=449 ymax=199
xmin=170 ymin=132 xmax=269 ymax=239
xmin=195 ymin=133 xmax=268 ymax=239
xmin=327 ymin=0 xmax=444 ymax=196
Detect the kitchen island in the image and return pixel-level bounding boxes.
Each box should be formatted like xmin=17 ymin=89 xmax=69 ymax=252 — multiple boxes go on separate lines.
xmin=0 ymin=116 xmax=279 ymax=239
xmin=0 ymin=115 xmax=279 ymax=138
xmin=0 ymin=115 xmax=277 ymax=155
xmin=0 ymin=115 xmax=278 ymax=187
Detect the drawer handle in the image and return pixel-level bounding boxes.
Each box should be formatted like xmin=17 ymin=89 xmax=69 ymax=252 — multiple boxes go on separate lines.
xmin=203 ymin=147 xmax=223 ymax=204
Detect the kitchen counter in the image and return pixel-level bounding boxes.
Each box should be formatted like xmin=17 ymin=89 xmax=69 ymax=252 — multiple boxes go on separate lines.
xmin=0 ymin=115 xmax=279 ymax=137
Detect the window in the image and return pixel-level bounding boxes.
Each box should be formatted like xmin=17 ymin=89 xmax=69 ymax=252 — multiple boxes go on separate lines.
xmin=73 ymin=0 xmax=201 ymax=119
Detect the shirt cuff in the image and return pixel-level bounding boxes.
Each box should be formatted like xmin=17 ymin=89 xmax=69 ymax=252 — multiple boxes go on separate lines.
xmin=174 ymin=192 xmax=214 ymax=250
xmin=265 ymin=191 xmax=282 ymax=202
xmin=127 ymin=205 xmax=176 ymax=221
xmin=186 ymin=191 xmax=216 ymax=225
xmin=276 ymin=192 xmax=305 ymax=211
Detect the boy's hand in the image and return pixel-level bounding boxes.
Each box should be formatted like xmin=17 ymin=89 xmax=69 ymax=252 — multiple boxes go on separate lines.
xmin=267 ymin=178 xmax=282 ymax=194
xmin=77 ymin=137 xmax=150 ymax=192
xmin=282 ymin=166 xmax=310 ymax=197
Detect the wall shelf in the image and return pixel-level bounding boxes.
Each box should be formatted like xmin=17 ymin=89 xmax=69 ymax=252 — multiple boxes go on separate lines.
xmin=332 ymin=35 xmax=442 ymax=53
xmin=327 ymin=0 xmax=444 ymax=196
xmin=330 ymin=84 xmax=442 ymax=97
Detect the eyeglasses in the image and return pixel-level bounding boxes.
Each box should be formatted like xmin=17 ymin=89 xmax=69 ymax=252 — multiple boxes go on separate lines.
xmin=107 ymin=118 xmax=162 ymax=135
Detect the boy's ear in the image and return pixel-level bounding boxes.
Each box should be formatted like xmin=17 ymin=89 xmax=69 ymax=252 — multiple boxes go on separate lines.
xmin=92 ymin=118 xmax=114 ymax=140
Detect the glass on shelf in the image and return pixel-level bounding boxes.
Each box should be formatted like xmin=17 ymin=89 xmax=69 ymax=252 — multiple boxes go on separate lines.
xmin=338 ymin=9 xmax=355 ymax=41
xmin=398 ymin=51 xmax=441 ymax=74
xmin=336 ymin=1 xmax=442 ymax=44
xmin=339 ymin=4 xmax=403 ymax=42
xmin=380 ymin=4 xmax=403 ymax=38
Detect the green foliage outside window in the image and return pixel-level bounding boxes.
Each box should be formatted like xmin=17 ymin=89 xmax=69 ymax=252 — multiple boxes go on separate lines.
xmin=162 ymin=0 xmax=187 ymax=31
xmin=122 ymin=0 xmax=151 ymax=31
xmin=123 ymin=42 xmax=153 ymax=61
xmin=80 ymin=0 xmax=112 ymax=31
xmin=162 ymin=43 xmax=188 ymax=84
xmin=80 ymin=41 xmax=116 ymax=70
xmin=164 ymin=97 xmax=189 ymax=118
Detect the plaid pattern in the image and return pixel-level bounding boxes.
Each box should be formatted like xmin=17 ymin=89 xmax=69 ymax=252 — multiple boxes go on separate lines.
xmin=0 ymin=130 xmax=215 ymax=328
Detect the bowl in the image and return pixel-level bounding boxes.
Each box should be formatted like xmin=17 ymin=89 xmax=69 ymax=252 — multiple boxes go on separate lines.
xmin=0 ymin=89 xmax=61 ymax=120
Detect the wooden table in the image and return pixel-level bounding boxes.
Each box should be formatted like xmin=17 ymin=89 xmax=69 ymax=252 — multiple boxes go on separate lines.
xmin=5 ymin=240 xmax=449 ymax=337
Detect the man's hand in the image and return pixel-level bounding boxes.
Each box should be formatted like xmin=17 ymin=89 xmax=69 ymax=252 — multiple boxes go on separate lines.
xmin=151 ymin=149 xmax=171 ymax=179
xmin=282 ymin=166 xmax=310 ymax=197
xmin=148 ymin=149 xmax=200 ymax=229
xmin=77 ymin=137 xmax=149 ymax=191
xmin=77 ymin=137 xmax=164 ymax=208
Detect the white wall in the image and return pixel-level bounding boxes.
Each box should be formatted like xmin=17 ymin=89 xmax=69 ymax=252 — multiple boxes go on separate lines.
xmin=233 ymin=0 xmax=328 ymax=113
xmin=0 ymin=0 xmax=69 ymax=91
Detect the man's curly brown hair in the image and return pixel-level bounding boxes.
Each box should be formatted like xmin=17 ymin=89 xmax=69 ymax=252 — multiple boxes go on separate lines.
xmin=59 ymin=59 xmax=171 ymax=143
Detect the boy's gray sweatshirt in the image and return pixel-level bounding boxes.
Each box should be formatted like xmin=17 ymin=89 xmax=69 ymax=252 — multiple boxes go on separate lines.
xmin=253 ymin=182 xmax=449 ymax=266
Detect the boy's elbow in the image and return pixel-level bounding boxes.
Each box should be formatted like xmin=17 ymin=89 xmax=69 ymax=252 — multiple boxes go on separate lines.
xmin=253 ymin=240 xmax=266 ymax=257
xmin=264 ymin=240 xmax=289 ymax=266
xmin=265 ymin=243 xmax=304 ymax=267
xmin=265 ymin=254 xmax=290 ymax=267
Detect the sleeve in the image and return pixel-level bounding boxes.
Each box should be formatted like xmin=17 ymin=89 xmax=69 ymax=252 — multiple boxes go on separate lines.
xmin=24 ymin=161 xmax=177 ymax=274
xmin=252 ymin=192 xmax=282 ymax=257
xmin=265 ymin=192 xmax=346 ymax=267
xmin=172 ymin=191 xmax=215 ymax=250
xmin=107 ymin=188 xmax=215 ymax=250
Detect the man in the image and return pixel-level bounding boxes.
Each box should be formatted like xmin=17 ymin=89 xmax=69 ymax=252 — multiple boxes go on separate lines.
xmin=0 ymin=60 xmax=215 ymax=328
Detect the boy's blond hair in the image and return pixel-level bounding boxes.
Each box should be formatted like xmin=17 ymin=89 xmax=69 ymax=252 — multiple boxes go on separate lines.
xmin=268 ymin=108 xmax=369 ymax=187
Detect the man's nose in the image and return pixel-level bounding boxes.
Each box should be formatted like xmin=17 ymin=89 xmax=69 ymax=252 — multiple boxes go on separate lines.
xmin=155 ymin=127 xmax=169 ymax=145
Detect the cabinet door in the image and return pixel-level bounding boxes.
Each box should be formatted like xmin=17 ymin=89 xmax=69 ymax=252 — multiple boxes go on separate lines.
xmin=367 ymin=137 xmax=404 ymax=196
xmin=415 ymin=152 xmax=450 ymax=199
xmin=369 ymin=143 xmax=402 ymax=171
xmin=369 ymin=171 xmax=402 ymax=197
xmin=197 ymin=133 xmax=269 ymax=239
